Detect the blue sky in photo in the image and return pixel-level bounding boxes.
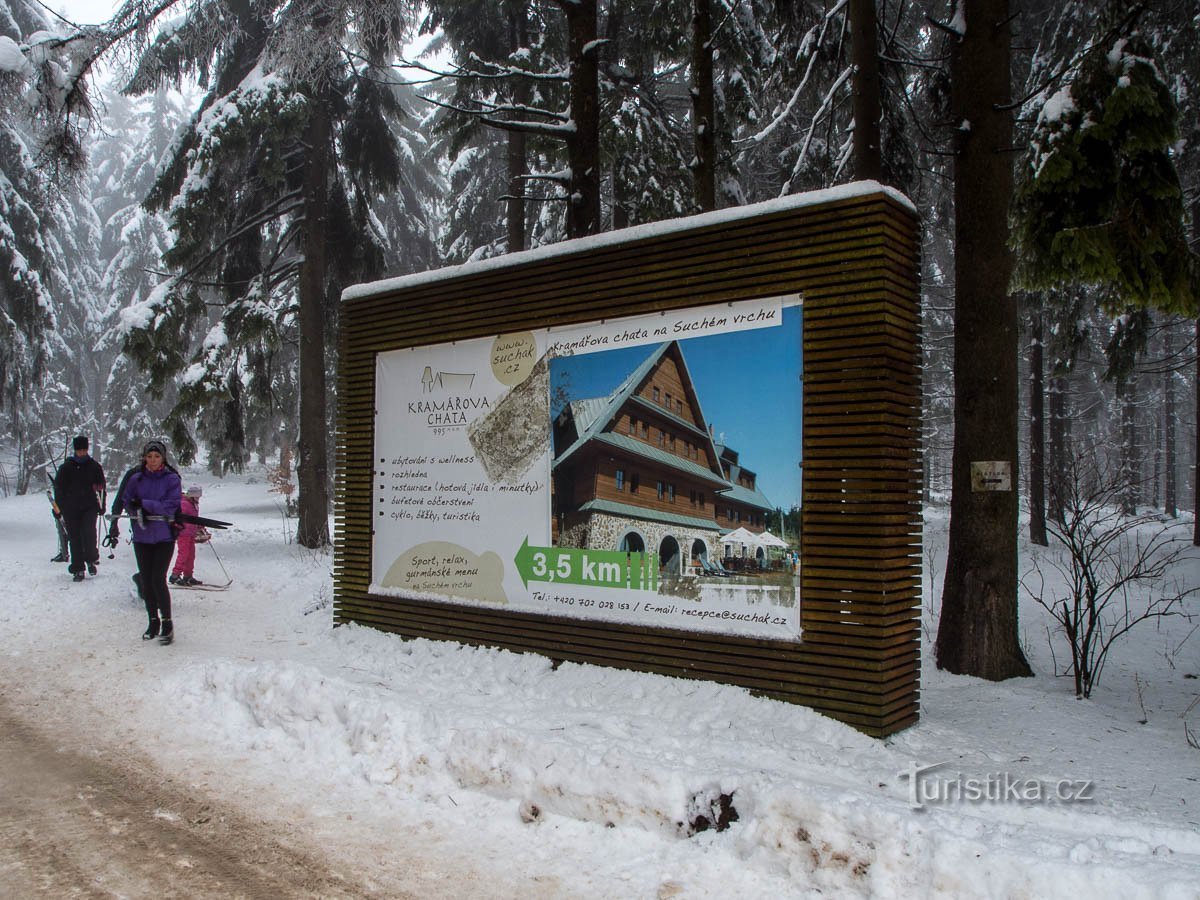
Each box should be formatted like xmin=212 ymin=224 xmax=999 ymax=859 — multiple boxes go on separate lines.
xmin=550 ymin=305 xmax=802 ymax=510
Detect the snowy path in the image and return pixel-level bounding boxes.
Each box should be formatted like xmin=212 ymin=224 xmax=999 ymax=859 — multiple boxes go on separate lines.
xmin=0 ymin=693 xmax=379 ymax=897
xmin=1 ymin=478 xmax=1198 ymax=897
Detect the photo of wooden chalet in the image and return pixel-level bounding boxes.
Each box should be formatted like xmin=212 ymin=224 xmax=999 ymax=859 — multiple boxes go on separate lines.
xmin=551 ymin=340 xmax=778 ymax=575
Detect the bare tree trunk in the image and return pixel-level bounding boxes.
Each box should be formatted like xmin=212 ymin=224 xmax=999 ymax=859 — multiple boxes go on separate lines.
xmin=691 ymin=0 xmax=716 ymax=211
xmin=849 ymin=0 xmax=882 ymax=182
xmin=1164 ymin=328 xmax=1177 ymax=517
xmin=1153 ymin=401 xmax=1162 ymax=510
xmin=607 ymin=4 xmax=630 ymax=229
xmin=562 ymin=0 xmax=600 ymax=238
xmin=1029 ymin=306 xmax=1048 ymax=545
xmin=1119 ymin=379 xmax=1138 ymax=515
xmin=506 ymin=132 xmax=528 ymax=252
xmin=935 ymin=0 xmax=1032 ymax=680
xmin=1048 ymin=372 xmax=1068 ymax=524
xmin=1194 ymin=317 xmax=1199 ymax=545
xmin=296 ymin=98 xmax=331 ymax=549
xmin=612 ymin=159 xmax=630 ymax=229
xmin=505 ymin=8 xmax=529 ymax=253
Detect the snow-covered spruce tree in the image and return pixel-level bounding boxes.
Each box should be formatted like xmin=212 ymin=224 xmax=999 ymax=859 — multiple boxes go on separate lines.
xmin=1013 ymin=25 xmax=1198 ymax=346
xmin=369 ymin=77 xmax=442 ymax=277
xmin=422 ymin=0 xmax=556 ymax=254
xmin=1013 ymin=10 xmax=1199 ymax=536
xmin=85 ymin=88 xmax=184 ymax=471
xmin=422 ymin=0 xmax=602 ymax=240
xmin=0 ymin=0 xmax=106 ymax=492
xmin=597 ymin=0 xmax=692 ymax=225
xmin=724 ymin=0 xmax=916 ymax=203
xmin=1148 ymin=1 xmax=1200 ymax=544
xmin=109 ymin=0 xmax=419 ymax=547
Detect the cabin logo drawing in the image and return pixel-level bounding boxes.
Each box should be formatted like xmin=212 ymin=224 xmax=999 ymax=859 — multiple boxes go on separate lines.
xmin=421 ymin=366 xmax=476 ymax=392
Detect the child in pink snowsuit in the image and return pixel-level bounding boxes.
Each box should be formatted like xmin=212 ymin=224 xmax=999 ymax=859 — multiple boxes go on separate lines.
xmin=170 ymin=485 xmax=206 ymax=586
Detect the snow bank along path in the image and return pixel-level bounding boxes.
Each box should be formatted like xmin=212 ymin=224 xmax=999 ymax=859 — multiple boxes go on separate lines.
xmin=1 ymin=477 xmax=1197 ymax=897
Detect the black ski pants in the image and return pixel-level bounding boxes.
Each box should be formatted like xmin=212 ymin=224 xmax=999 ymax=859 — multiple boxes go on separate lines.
xmin=62 ymin=509 xmax=99 ymax=574
xmin=134 ymin=540 xmax=175 ymax=621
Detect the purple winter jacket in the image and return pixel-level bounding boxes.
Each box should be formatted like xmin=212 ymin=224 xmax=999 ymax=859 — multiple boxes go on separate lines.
xmin=122 ymin=466 xmax=182 ymax=544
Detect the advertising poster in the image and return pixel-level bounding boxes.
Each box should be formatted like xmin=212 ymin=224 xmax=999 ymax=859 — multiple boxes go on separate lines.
xmin=372 ymin=296 xmax=802 ymax=640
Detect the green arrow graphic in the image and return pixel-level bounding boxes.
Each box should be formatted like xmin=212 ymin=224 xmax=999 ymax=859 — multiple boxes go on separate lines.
xmin=515 ymin=538 xmax=658 ymax=591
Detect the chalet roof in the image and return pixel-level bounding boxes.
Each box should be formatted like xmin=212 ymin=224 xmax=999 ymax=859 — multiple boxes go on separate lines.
xmin=553 ymin=342 xmax=724 ymax=478
xmin=592 ymin=432 xmax=731 ymax=487
xmin=627 ymin=395 xmax=709 ymax=441
xmin=578 ymin=499 xmax=722 ymax=532
xmin=718 ymin=479 xmax=774 ymax=512
xmin=711 ymin=442 xmax=768 ymax=509
xmin=566 ymin=397 xmax=610 ymax=435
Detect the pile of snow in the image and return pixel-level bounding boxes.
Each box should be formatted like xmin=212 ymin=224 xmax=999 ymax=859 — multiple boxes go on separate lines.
xmin=1 ymin=475 xmax=1197 ymax=896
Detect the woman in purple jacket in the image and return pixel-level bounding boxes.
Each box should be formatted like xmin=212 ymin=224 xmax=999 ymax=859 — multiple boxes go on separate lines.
xmin=122 ymin=440 xmax=183 ymax=644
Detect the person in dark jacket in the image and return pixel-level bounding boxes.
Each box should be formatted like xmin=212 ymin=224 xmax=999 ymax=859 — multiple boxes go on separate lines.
xmin=122 ymin=440 xmax=182 ymax=644
xmin=54 ymin=435 xmax=106 ymax=582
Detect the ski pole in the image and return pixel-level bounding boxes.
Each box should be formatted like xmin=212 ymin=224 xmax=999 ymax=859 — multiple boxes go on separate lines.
xmin=206 ymin=540 xmax=231 ymax=583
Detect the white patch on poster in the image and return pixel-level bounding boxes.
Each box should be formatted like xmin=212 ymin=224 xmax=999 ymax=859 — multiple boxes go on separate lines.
xmin=371 ymin=294 xmax=801 ymax=640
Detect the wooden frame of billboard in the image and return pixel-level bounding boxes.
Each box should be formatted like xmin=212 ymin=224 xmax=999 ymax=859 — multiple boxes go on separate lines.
xmin=335 ymin=183 xmax=922 ymax=737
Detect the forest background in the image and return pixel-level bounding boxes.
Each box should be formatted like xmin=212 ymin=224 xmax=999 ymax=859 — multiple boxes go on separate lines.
xmin=2 ymin=0 xmax=1198 ymax=676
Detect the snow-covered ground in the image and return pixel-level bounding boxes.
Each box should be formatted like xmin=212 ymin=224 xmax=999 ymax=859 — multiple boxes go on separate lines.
xmin=1 ymin=473 xmax=1198 ymax=897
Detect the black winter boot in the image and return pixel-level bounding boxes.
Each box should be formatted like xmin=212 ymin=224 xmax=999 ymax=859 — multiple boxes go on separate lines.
xmin=142 ymin=617 xmax=160 ymax=640
xmin=159 ymin=619 xmax=174 ymax=645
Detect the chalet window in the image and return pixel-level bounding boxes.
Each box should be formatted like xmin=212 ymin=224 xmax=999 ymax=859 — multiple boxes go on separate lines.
xmin=668 ymin=483 xmax=676 ymax=502
xmin=640 ymin=421 xmax=648 ymax=438
xmin=652 ymin=386 xmax=660 ymax=402
xmin=668 ymin=434 xmax=675 ymax=450
xmin=656 ymin=480 xmax=664 ymax=500
xmin=628 ymin=418 xmax=636 ymax=435
xmin=699 ymin=493 xmax=705 ymax=507
xmin=689 ymin=489 xmax=696 ymax=505
xmin=616 ymin=469 xmax=625 ymax=491
xmin=630 ymin=474 xmax=639 ymax=493
xmin=657 ymin=429 xmax=665 ymax=447
xmin=665 ymin=392 xmax=672 ymax=408
xmin=676 ymin=399 xmax=683 ymax=414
